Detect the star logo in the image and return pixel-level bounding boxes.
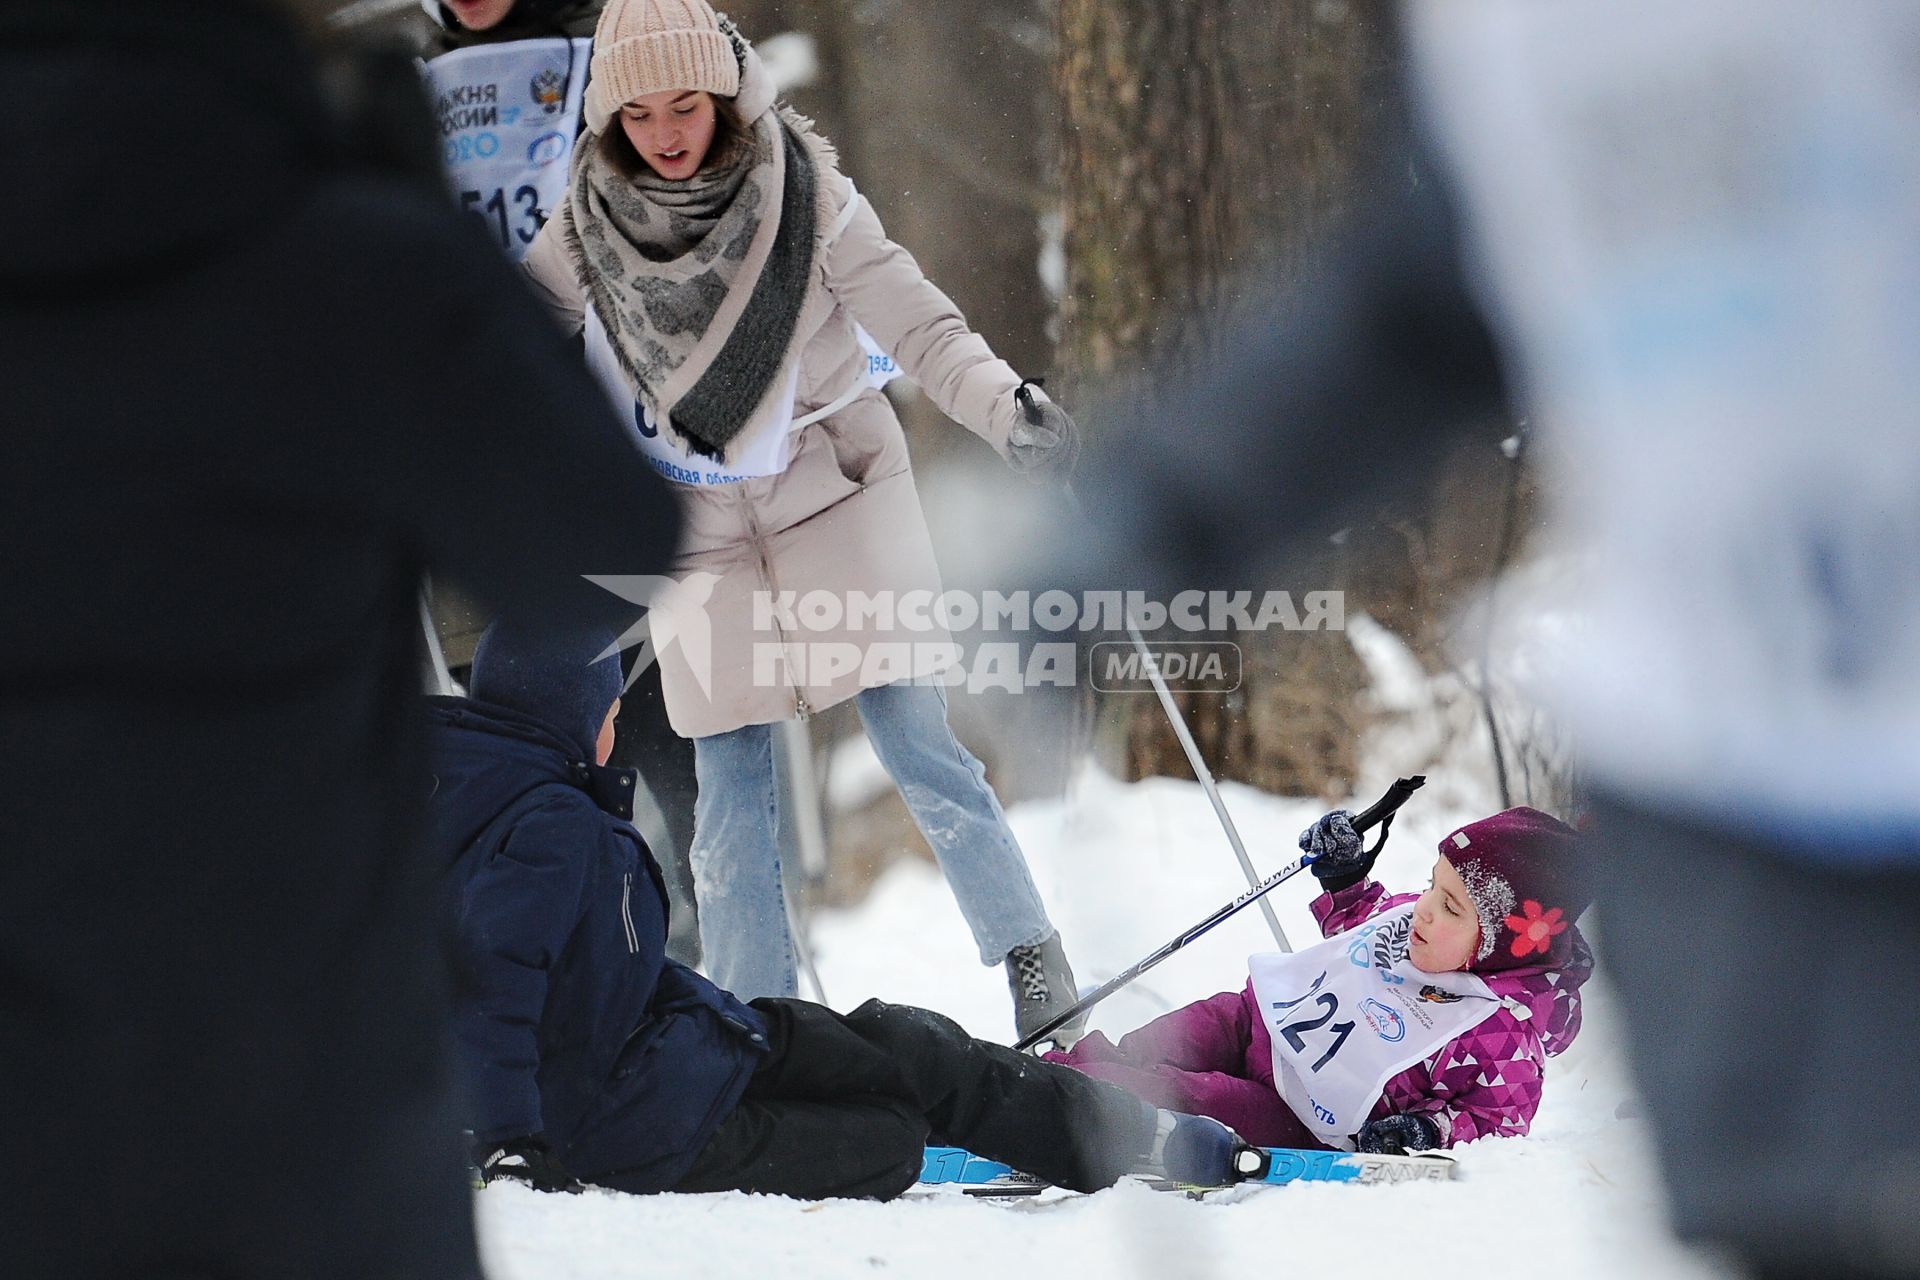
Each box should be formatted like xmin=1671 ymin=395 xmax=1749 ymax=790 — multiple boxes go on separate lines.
xmin=584 ymin=572 xmax=722 ymax=700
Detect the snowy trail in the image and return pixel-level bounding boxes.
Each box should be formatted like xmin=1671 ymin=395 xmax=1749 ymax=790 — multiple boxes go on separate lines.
xmin=476 ymin=770 xmax=1738 ymax=1280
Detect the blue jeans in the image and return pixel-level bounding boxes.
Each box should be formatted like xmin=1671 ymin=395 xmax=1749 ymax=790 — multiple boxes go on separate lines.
xmin=690 ymin=679 xmax=1055 ymax=1001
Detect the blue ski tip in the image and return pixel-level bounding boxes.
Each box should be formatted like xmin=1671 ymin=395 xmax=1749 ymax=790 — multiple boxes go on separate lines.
xmin=920 ymin=1146 xmax=1014 ymax=1185
xmin=1256 ymin=1147 xmax=1457 ymax=1186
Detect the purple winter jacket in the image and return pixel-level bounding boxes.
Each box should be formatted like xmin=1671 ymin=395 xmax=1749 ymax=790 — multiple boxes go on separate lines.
xmin=1049 ymin=879 xmax=1593 ymax=1149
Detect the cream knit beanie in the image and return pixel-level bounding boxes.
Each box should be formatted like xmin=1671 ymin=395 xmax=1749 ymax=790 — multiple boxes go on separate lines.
xmin=584 ymin=0 xmax=741 ymax=134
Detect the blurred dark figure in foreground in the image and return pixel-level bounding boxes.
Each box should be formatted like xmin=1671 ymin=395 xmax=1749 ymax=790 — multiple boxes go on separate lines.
xmin=0 ymin=2 xmax=679 ymax=1277
xmin=1079 ymin=4 xmax=1920 ymax=1278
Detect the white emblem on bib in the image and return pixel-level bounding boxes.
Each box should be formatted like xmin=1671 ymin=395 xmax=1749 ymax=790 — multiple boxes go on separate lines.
xmin=423 ymin=37 xmax=592 ymax=263
xmin=1248 ymin=904 xmax=1500 ymax=1148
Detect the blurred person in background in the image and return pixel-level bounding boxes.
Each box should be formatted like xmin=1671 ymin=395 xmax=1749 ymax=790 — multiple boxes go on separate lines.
xmin=417 ymin=0 xmax=708 ymax=965
xmin=1071 ymin=3 xmax=1920 ymax=1277
xmin=521 ymin=0 xmax=1089 ymax=1043
xmin=0 ymin=1 xmax=680 ymax=1276
xmin=426 ymin=0 xmax=601 ymax=99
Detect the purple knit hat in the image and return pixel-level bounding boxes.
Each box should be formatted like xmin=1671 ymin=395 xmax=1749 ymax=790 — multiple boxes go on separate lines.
xmin=1439 ymin=807 xmax=1591 ymax=974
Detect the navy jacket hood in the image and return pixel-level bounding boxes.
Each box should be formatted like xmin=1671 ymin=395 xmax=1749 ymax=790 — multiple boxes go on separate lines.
xmin=427 ymin=695 xmax=635 ymax=855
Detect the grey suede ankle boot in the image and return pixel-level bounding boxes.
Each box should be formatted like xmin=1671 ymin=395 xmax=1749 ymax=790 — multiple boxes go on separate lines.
xmin=1004 ymin=931 xmax=1087 ymax=1049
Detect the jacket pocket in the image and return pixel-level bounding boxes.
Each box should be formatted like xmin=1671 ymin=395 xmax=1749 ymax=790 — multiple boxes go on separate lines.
xmin=611 ymin=1015 xmax=661 ymax=1080
xmin=789 ymin=418 xmax=872 ymax=497
xmin=817 ymin=393 xmax=906 ymax=488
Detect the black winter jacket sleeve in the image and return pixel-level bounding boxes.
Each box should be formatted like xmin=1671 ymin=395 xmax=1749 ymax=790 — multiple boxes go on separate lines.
xmin=455 ymin=792 xmax=602 ymax=1142
xmin=326 ymin=180 xmax=682 ymax=635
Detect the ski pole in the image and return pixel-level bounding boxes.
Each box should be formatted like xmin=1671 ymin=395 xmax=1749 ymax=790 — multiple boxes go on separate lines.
xmin=419 ymin=583 xmax=458 ymax=696
xmin=1014 ymin=774 xmax=1425 ymax=1052
xmin=1120 ymin=608 xmax=1289 ymax=951
xmin=775 ymin=720 xmax=832 ymax=1005
xmin=1027 ymin=414 xmax=1288 ymax=953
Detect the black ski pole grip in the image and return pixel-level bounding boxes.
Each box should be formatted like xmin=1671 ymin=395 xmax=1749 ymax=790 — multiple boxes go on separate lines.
xmin=1349 ymin=775 xmax=1425 ymax=835
xmin=1015 ymin=379 xmax=1044 ymax=425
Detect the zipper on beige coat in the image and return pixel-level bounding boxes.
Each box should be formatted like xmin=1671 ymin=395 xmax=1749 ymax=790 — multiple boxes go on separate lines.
xmin=734 ymin=483 xmax=810 ymax=720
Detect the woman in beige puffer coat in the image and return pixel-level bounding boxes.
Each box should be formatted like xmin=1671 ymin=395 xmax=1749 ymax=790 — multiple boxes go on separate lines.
xmin=521 ymin=0 xmax=1085 ymax=1042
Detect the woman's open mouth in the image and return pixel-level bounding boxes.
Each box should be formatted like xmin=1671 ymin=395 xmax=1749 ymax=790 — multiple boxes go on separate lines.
xmin=659 ymin=149 xmax=688 ymax=162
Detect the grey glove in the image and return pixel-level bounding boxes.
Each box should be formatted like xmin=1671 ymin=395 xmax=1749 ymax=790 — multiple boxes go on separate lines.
xmin=1008 ymin=381 xmax=1081 ymax=483
xmin=1356 ymin=1112 xmax=1443 ymax=1155
xmin=1300 ymin=810 xmax=1371 ymax=892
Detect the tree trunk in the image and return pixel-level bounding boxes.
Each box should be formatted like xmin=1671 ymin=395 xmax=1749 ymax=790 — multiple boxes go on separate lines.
xmin=1055 ymin=0 xmax=1402 ymax=797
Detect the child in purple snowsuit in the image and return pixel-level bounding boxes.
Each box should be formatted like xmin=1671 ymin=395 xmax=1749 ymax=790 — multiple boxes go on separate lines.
xmin=1049 ymin=807 xmax=1593 ymax=1154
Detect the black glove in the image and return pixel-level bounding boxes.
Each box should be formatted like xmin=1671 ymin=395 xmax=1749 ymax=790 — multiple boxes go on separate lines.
xmin=1299 ymin=810 xmax=1371 ymax=892
xmin=470 ymin=1132 xmax=582 ymax=1193
xmin=1356 ymin=1113 xmax=1443 ymax=1156
xmin=1008 ymin=382 xmax=1081 ymax=484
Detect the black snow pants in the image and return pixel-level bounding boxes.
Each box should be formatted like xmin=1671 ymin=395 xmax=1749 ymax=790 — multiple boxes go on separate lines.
xmin=663 ymin=998 xmax=1153 ymax=1200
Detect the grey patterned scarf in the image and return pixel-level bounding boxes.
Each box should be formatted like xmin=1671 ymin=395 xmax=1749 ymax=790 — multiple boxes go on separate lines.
xmin=566 ymin=111 xmax=818 ymax=460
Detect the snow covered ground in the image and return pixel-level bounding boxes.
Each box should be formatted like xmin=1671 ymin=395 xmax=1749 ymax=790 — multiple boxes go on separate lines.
xmin=475 ymin=766 xmax=1742 ymax=1280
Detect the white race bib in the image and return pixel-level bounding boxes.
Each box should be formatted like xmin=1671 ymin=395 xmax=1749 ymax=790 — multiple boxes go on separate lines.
xmin=583 ymin=310 xmax=799 ymax=487
xmin=1248 ymin=904 xmax=1500 ymax=1148
xmin=423 ymin=37 xmax=591 ymax=263
xmin=856 ymin=325 xmax=903 ymax=391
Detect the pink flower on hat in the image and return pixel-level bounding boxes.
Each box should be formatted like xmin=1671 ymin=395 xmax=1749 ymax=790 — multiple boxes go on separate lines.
xmin=1503 ymin=900 xmax=1567 ymax=959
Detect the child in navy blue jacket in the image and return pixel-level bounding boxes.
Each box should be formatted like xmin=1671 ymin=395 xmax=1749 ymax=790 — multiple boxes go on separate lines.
xmin=428 ymin=619 xmax=1248 ymax=1199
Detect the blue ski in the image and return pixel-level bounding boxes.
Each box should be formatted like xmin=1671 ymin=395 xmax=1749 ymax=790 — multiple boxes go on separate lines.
xmin=916 ymin=1148 xmax=1046 ymax=1196
xmin=1253 ymin=1146 xmax=1456 ymax=1186
xmin=917 ymin=1145 xmax=1456 ymax=1193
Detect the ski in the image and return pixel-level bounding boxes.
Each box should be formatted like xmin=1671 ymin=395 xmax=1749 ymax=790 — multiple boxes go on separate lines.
xmin=917 ymin=1145 xmax=1458 ymax=1196
xmin=1248 ymin=1146 xmax=1457 ymax=1187
xmin=916 ymin=1148 xmax=1047 ymax=1197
